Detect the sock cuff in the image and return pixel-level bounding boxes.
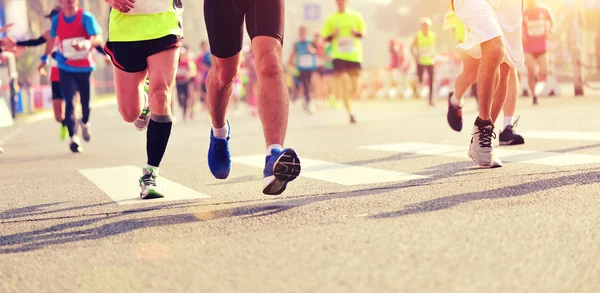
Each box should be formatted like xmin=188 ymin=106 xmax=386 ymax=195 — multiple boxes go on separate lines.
xmin=267 ymin=144 xmax=283 ymax=155
xmin=150 ymin=114 xmax=173 ymax=123
xmin=475 ymin=117 xmax=493 ymax=126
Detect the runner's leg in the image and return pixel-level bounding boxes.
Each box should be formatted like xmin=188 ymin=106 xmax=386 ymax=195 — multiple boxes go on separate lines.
xmin=146 ymin=47 xmax=179 ymax=172
xmin=247 ymin=0 xmax=301 ymax=194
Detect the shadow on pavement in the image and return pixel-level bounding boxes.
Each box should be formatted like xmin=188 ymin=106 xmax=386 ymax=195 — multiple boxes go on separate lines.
xmin=0 ymin=202 xmax=195 ymax=254
xmin=2 ymin=163 xmax=594 ymax=254
xmin=369 ymin=171 xmax=600 ymax=219
xmin=548 ymin=143 xmax=600 ymax=153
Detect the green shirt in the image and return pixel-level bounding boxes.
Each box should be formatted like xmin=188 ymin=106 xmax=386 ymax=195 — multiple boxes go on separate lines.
xmin=109 ymin=0 xmax=183 ymax=42
xmin=321 ymin=9 xmax=367 ymax=63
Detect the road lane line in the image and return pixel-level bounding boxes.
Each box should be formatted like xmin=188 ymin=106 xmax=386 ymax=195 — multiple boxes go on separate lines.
xmin=361 ymin=142 xmax=600 ymax=167
xmin=231 ymin=155 xmax=428 ymax=185
xmin=79 ymin=165 xmax=210 ymax=205
xmin=519 ymin=131 xmax=600 ymax=141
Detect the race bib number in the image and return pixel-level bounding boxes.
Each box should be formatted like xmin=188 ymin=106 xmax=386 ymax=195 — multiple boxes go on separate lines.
xmin=338 ymin=37 xmax=355 ymax=54
xmin=177 ymin=67 xmax=189 ymax=77
xmin=298 ymin=54 xmax=315 ymax=68
xmin=61 ymin=37 xmax=91 ymax=60
xmin=526 ymin=19 xmax=546 ymax=37
xmin=127 ymin=0 xmax=171 ymax=15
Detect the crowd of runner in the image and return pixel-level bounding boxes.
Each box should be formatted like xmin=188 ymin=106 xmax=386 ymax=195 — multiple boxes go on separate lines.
xmin=0 ymin=0 xmax=578 ymax=197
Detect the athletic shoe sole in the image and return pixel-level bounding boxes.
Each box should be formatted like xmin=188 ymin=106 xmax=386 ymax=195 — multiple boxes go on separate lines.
xmin=468 ymin=148 xmax=502 ymax=168
xmin=263 ymin=149 xmax=301 ymax=195
xmin=500 ymin=138 xmax=525 ymax=146
xmin=141 ymin=188 xmax=165 ymax=199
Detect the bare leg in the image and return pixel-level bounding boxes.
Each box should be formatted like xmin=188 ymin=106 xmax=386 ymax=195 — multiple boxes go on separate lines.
xmin=502 ymin=68 xmax=518 ymax=118
xmin=113 ymin=67 xmax=147 ymax=123
xmin=52 ymin=99 xmax=65 ymax=122
xmin=491 ymin=63 xmax=513 ymax=124
xmin=477 ymin=37 xmax=505 ymax=121
xmin=525 ymin=53 xmax=537 ymax=100
xmin=252 ymin=36 xmax=289 ymax=146
xmin=453 ymin=53 xmax=479 ymax=105
xmin=206 ymin=53 xmax=241 ymax=129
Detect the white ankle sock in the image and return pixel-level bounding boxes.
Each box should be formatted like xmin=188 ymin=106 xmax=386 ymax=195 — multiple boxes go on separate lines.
xmin=212 ymin=124 xmax=229 ymax=139
xmin=267 ymin=144 xmax=283 ymax=155
xmin=504 ymin=116 xmax=513 ymax=130
xmin=450 ymin=93 xmax=463 ymax=107
xmin=146 ymin=165 xmax=159 ymax=175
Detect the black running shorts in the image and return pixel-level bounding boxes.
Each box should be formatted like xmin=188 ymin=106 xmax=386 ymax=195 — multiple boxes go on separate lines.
xmin=104 ymin=35 xmax=183 ymax=73
xmin=204 ymin=0 xmax=284 ymax=59
xmin=333 ymin=59 xmax=362 ymax=72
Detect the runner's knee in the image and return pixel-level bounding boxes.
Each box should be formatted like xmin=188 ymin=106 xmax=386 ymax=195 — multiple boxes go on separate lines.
xmin=149 ymin=83 xmax=171 ymax=116
xmin=482 ymin=37 xmax=505 ymax=64
xmin=209 ymin=63 xmax=238 ymax=89
xmin=119 ymin=104 xmax=142 ymax=123
xmin=255 ymin=52 xmax=284 ymax=81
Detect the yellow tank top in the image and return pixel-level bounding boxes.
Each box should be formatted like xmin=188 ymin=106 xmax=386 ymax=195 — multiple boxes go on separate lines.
xmin=109 ymin=0 xmax=183 ymax=42
xmin=417 ymin=31 xmax=436 ymax=66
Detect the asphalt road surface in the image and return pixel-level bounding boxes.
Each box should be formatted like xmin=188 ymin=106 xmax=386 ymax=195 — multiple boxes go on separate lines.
xmin=1 ymin=93 xmax=599 ymax=293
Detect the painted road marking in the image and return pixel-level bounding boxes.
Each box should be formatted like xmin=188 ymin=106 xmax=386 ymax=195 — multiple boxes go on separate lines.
xmin=232 ymin=155 xmax=428 ymax=185
xmin=79 ymin=165 xmax=210 ymax=205
xmin=519 ymin=131 xmax=600 ymax=142
xmin=23 ymin=98 xmax=117 ymax=125
xmin=361 ymin=142 xmax=600 ymax=167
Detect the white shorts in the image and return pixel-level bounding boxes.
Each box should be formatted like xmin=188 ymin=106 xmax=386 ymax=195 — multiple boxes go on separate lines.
xmin=454 ymin=0 xmax=525 ymax=70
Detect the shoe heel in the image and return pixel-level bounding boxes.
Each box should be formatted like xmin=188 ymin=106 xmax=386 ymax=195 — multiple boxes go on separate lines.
xmin=273 ymin=149 xmax=301 ymax=182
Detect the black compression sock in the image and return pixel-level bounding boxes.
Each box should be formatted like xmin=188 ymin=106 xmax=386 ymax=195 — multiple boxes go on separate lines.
xmin=146 ymin=114 xmax=173 ymax=167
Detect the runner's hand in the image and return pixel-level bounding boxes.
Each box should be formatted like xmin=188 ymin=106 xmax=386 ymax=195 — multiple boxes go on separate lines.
xmin=104 ymin=55 xmax=112 ymax=64
xmin=106 ymin=0 xmax=135 ymax=13
xmin=71 ymin=41 xmax=86 ymax=51
xmin=0 ymin=36 xmax=16 ymax=50
xmin=38 ymin=63 xmax=47 ymax=76
xmin=0 ymin=23 xmax=14 ymax=33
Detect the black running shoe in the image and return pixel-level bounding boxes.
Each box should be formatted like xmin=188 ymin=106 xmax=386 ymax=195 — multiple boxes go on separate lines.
xmin=447 ymin=92 xmax=463 ymax=132
xmin=69 ymin=136 xmax=83 ymax=153
xmin=500 ymin=116 xmax=525 ymax=146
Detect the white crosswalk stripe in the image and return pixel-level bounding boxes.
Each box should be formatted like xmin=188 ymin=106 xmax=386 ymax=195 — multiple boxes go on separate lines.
xmin=519 ymin=131 xmax=600 ymax=141
xmin=79 ymin=165 xmax=210 ymax=205
xmin=232 ymin=155 xmax=428 ymax=185
xmin=361 ymin=142 xmax=600 ymax=167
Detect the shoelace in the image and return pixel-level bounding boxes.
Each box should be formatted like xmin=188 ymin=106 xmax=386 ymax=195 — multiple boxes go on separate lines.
xmin=512 ymin=115 xmax=520 ymax=128
xmin=474 ymin=125 xmax=496 ymax=148
xmin=141 ymin=174 xmax=157 ymax=187
xmin=504 ymin=115 xmax=521 ymax=132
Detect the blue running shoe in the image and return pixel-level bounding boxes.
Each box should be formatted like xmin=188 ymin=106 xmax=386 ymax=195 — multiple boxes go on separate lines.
xmin=263 ymin=148 xmax=301 ymax=195
xmin=208 ymin=121 xmax=231 ymax=179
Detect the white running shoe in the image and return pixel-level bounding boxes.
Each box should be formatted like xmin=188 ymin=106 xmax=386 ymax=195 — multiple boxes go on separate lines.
xmin=468 ymin=123 xmax=503 ymax=168
xmin=139 ymin=167 xmax=165 ymax=199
